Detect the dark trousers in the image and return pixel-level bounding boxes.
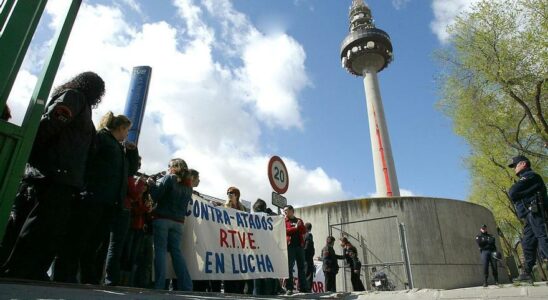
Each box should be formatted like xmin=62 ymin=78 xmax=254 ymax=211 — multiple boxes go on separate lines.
xmin=523 ymin=212 xmax=548 ymax=273
xmin=193 ymin=280 xmax=209 ymax=292
xmin=350 ymin=272 xmax=365 ymax=291
xmin=2 ymin=181 xmax=77 ymax=280
xmin=254 ymin=278 xmax=278 ymax=295
xmin=121 ymin=229 xmax=144 ymax=286
xmin=134 ymin=233 xmax=153 ymax=288
xmin=53 ymin=201 xmax=114 ymax=284
xmin=210 ymin=280 xmax=221 ymax=292
xmin=105 ymin=208 xmax=130 ymax=286
xmin=480 ymin=250 xmax=498 ymax=281
xmin=305 ymin=257 xmax=314 ymax=291
xmin=0 ymin=182 xmax=37 ymax=265
xmin=223 ymin=280 xmax=245 ymax=294
xmin=286 ymin=245 xmax=307 ymax=291
xmin=324 ymin=271 xmax=336 ymax=292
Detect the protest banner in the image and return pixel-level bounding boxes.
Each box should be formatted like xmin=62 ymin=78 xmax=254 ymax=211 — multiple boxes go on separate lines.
xmin=289 ymin=259 xmax=325 ymax=293
xmin=166 ymin=197 xmax=288 ymax=280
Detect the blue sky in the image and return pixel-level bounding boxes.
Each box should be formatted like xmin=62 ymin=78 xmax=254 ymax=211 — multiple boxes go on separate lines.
xmin=7 ymin=0 xmax=480 ymax=207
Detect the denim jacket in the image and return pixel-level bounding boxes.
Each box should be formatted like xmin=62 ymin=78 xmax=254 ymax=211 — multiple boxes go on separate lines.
xmin=150 ymin=174 xmax=192 ymax=222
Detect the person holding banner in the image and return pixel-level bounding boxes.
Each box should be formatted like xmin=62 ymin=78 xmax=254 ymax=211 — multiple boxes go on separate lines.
xmin=148 ymin=158 xmax=193 ymax=291
xmin=223 ymin=186 xmax=248 ymax=294
xmin=284 ymin=205 xmax=308 ymax=294
xmin=252 ymin=199 xmax=279 ymax=296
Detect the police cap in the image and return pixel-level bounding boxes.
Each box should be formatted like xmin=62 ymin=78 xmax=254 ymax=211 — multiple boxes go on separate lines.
xmin=507 ymin=155 xmax=529 ymax=168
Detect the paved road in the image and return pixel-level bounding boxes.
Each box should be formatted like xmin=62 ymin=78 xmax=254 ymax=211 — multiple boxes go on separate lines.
xmin=1 ymin=280 xmax=548 ymax=300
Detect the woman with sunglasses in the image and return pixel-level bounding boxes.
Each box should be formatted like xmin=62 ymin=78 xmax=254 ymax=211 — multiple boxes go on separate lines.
xmin=224 ymin=187 xmax=247 ymax=212
xmin=223 ymin=186 xmax=250 ymax=294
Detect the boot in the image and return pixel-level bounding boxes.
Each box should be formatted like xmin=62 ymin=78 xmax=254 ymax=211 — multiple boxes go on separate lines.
xmin=514 ymin=272 xmax=533 ymax=283
xmin=494 ymin=275 xmax=499 ymax=285
xmin=483 ymin=280 xmax=488 ymax=287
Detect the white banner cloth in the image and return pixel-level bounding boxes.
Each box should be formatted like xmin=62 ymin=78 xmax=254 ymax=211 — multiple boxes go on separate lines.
xmin=166 ymin=197 xmax=288 ymax=280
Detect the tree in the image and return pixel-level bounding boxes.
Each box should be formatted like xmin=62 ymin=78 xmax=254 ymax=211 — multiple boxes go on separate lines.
xmin=437 ymin=0 xmax=547 ymax=254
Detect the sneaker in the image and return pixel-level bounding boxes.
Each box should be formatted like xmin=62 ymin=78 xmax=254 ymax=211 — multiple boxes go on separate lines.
xmin=514 ymin=272 xmax=533 ymax=282
xmin=483 ymin=281 xmax=488 ymax=287
xmin=286 ymin=290 xmax=293 ymax=295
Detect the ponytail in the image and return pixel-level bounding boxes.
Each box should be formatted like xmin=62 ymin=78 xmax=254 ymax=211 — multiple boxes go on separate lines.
xmin=98 ymin=111 xmax=131 ymax=130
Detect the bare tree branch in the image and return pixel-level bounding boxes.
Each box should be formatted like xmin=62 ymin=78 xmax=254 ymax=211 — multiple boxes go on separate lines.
xmin=534 ymin=79 xmax=548 ymax=138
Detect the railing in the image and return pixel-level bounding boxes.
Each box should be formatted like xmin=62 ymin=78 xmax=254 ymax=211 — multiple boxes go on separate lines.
xmin=0 ymin=0 xmax=83 ymax=240
xmin=328 ymin=215 xmax=413 ymax=291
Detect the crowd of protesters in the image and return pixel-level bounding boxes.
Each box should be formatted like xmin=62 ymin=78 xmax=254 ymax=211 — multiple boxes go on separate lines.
xmin=0 ymin=71 xmax=366 ymax=295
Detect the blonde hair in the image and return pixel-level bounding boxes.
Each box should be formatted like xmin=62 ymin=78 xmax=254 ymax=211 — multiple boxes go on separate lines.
xmin=98 ymin=111 xmax=131 ymax=130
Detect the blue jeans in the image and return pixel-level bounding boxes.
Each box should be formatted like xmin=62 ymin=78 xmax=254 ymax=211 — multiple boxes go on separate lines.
xmin=105 ymin=208 xmax=130 ymax=285
xmin=153 ymin=219 xmax=192 ymax=291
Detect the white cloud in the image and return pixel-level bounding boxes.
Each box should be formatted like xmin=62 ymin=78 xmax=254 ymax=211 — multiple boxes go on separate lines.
xmin=119 ymin=0 xmax=143 ymax=14
xmin=8 ymin=0 xmax=345 ymax=208
xmin=430 ymin=0 xmax=480 ymax=43
xmin=392 ymin=0 xmax=410 ymax=10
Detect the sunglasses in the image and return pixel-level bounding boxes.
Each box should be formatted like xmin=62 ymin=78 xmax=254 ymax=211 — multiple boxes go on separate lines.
xmin=227 ymin=192 xmax=236 ymax=196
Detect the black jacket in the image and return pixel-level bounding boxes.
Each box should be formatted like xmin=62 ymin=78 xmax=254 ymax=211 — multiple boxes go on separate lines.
xmin=322 ymin=244 xmax=344 ymax=274
xmin=475 ymin=232 xmax=496 ymax=252
xmin=84 ymin=128 xmax=128 ymax=208
xmin=304 ymin=232 xmax=315 ymax=260
xmin=28 ymin=89 xmax=95 ymax=188
xmin=343 ymin=245 xmax=358 ymax=265
xmin=508 ymin=168 xmax=548 ymax=218
xmin=350 ymin=256 xmax=362 ymax=275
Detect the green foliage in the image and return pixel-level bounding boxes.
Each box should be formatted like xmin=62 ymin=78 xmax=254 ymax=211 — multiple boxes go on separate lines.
xmin=437 ymin=0 xmax=547 ymax=253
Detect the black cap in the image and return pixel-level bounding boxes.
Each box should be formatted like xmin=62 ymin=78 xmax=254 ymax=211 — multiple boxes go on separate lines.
xmin=481 ymin=224 xmax=487 ymax=228
xmin=507 ymin=155 xmax=529 ymax=168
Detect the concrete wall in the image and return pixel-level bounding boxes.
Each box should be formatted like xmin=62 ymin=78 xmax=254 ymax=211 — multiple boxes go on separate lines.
xmin=295 ymin=197 xmax=508 ymax=290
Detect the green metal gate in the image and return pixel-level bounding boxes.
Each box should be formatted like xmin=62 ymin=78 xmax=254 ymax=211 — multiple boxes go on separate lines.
xmin=0 ymin=0 xmax=82 ymax=240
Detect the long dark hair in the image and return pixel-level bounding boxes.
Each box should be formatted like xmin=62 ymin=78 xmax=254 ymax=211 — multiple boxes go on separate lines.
xmin=52 ymin=71 xmax=105 ymax=106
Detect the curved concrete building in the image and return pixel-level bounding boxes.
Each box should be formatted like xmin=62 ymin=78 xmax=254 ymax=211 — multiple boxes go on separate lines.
xmin=295 ymin=197 xmax=508 ymax=290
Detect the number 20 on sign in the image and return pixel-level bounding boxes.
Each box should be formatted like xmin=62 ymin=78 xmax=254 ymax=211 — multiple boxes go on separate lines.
xmin=268 ymin=156 xmax=289 ymax=194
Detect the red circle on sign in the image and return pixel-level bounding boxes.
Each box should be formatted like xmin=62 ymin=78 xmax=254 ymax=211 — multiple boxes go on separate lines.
xmin=268 ymin=156 xmax=289 ymax=194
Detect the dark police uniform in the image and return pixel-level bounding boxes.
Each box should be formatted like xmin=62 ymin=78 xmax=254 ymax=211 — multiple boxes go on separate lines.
xmin=475 ymin=229 xmax=498 ymax=285
xmin=1 ymin=89 xmax=95 ymax=280
xmin=508 ymin=156 xmax=548 ymax=277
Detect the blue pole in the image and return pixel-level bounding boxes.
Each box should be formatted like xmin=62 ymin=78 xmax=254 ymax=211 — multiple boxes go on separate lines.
xmin=123 ymin=66 xmax=152 ymax=145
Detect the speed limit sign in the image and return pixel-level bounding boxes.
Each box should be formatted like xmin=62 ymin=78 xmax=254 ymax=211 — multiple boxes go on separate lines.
xmin=268 ymin=156 xmax=289 ymax=194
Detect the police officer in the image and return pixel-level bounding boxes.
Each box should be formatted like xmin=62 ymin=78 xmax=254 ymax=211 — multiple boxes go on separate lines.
xmin=475 ymin=224 xmax=498 ymax=286
xmin=508 ymin=155 xmax=548 ymax=282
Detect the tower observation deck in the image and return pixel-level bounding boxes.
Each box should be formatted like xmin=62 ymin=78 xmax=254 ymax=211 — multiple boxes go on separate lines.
xmin=340 ymin=0 xmax=399 ymax=197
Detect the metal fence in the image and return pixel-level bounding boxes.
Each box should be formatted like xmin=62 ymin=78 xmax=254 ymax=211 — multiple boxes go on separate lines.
xmin=328 ymin=215 xmax=413 ymax=291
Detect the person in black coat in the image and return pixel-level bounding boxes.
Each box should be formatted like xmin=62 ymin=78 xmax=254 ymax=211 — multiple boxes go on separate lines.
xmin=475 ymin=225 xmax=498 ymax=286
xmin=1 ymin=72 xmax=105 ymax=280
xmin=53 ymin=112 xmax=133 ymax=284
xmin=322 ymin=236 xmax=344 ymax=292
xmin=347 ymin=248 xmax=365 ymax=291
xmin=508 ymin=155 xmax=548 ymax=282
xmin=303 ymin=222 xmax=315 ymax=292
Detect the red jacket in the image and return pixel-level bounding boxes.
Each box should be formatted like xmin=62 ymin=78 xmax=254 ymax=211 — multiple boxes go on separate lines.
xmin=126 ymin=177 xmax=149 ymax=229
xmin=285 ymin=216 xmax=306 ymax=247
